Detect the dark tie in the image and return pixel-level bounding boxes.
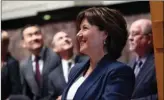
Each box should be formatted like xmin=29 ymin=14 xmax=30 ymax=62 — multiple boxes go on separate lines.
xmin=68 ymin=62 xmax=72 ymax=76
xmin=35 ymin=56 xmax=41 ymax=86
xmin=134 ymin=60 xmax=143 ymax=77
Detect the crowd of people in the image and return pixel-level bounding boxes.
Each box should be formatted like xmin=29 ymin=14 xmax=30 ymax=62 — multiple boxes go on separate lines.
xmin=1 ymin=7 xmax=158 ymax=100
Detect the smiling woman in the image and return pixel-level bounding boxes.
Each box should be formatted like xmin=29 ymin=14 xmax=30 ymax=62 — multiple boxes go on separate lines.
xmin=61 ymin=7 xmax=135 ymax=100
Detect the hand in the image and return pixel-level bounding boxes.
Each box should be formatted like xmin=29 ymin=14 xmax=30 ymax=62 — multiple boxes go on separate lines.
xmin=56 ymin=96 xmax=62 ymax=100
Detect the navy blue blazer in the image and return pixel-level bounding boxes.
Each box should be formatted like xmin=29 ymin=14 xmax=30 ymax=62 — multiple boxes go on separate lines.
xmin=48 ymin=55 xmax=88 ymax=100
xmin=62 ymin=55 xmax=135 ymax=100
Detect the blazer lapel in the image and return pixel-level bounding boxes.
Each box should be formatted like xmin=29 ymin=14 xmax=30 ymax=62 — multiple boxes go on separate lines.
xmin=24 ymin=58 xmax=39 ymax=96
xmin=62 ymin=59 xmax=89 ymax=100
xmin=58 ymin=64 xmax=67 ymax=84
xmin=42 ymin=47 xmax=60 ymax=76
xmin=74 ymin=56 xmax=113 ymax=100
xmin=133 ymin=54 xmax=154 ymax=95
xmin=41 ymin=47 xmax=48 ymax=75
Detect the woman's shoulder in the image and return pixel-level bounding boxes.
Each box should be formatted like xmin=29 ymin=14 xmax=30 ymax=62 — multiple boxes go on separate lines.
xmin=71 ymin=60 xmax=88 ymax=73
xmin=106 ymin=61 xmax=133 ymax=74
xmin=68 ymin=59 xmax=89 ymax=80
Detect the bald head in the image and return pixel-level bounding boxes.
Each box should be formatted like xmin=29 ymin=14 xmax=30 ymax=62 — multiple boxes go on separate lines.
xmin=130 ymin=19 xmax=152 ymax=35
xmin=2 ymin=31 xmax=9 ymax=41
xmin=2 ymin=31 xmax=9 ymax=46
xmin=1 ymin=31 xmax=10 ymax=55
xmin=52 ymin=31 xmax=68 ymax=44
xmin=52 ymin=31 xmax=73 ymax=53
xmin=128 ymin=19 xmax=153 ymax=56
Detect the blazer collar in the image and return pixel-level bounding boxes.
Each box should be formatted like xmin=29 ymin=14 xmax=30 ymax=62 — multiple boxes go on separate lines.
xmin=31 ymin=46 xmax=47 ymax=61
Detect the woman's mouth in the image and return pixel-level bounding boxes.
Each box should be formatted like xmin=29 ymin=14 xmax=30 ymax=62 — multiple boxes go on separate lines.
xmin=80 ymin=39 xmax=87 ymax=45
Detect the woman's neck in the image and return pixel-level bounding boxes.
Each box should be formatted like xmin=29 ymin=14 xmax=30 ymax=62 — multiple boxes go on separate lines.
xmin=84 ymin=50 xmax=105 ymax=77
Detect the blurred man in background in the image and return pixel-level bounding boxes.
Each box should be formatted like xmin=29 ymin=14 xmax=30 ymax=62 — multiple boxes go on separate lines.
xmin=48 ymin=31 xmax=88 ymax=100
xmin=1 ymin=30 xmax=22 ymax=100
xmin=128 ymin=19 xmax=158 ymax=100
xmin=20 ymin=25 xmax=60 ymax=100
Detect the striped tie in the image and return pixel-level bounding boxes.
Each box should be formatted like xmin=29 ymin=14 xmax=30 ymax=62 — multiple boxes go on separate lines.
xmin=134 ymin=60 xmax=143 ymax=77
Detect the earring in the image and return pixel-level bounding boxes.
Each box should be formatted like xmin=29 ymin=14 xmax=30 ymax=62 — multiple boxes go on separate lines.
xmin=104 ymin=41 xmax=106 ymax=45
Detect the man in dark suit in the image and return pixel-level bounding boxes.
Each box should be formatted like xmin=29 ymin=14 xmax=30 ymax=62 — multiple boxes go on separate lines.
xmin=20 ymin=25 xmax=60 ymax=100
xmin=128 ymin=19 xmax=158 ymax=100
xmin=1 ymin=31 xmax=22 ymax=100
xmin=48 ymin=31 xmax=87 ymax=100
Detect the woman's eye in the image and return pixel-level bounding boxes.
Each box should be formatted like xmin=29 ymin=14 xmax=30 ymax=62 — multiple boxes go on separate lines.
xmin=83 ymin=26 xmax=88 ymax=30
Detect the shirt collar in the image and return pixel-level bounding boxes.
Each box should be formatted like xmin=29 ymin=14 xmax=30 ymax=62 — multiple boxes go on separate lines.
xmin=31 ymin=46 xmax=46 ymax=62
xmin=62 ymin=55 xmax=76 ymax=63
xmin=136 ymin=55 xmax=147 ymax=64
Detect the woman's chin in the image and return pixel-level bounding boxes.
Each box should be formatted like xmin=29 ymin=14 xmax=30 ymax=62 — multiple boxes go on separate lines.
xmin=79 ymin=47 xmax=86 ymax=54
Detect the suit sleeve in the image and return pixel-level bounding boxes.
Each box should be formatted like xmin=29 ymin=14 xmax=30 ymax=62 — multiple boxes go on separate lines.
xmin=131 ymin=68 xmax=158 ymax=100
xmin=39 ymin=78 xmax=57 ymax=100
xmin=131 ymin=94 xmax=158 ymax=100
xmin=101 ymin=66 xmax=135 ymax=100
xmin=20 ymin=65 xmax=34 ymax=100
xmin=47 ymin=74 xmax=57 ymax=100
xmin=8 ymin=59 xmax=22 ymax=94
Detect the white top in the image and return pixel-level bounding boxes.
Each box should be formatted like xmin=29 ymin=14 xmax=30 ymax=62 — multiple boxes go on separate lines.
xmin=66 ymin=74 xmax=86 ymax=100
xmin=62 ymin=58 xmax=75 ymax=82
xmin=31 ymin=54 xmax=44 ymax=74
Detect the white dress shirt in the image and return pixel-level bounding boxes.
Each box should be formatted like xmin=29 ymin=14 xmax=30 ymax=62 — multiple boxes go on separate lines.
xmin=62 ymin=58 xmax=75 ymax=83
xmin=31 ymin=55 xmax=44 ymax=74
xmin=66 ymin=74 xmax=86 ymax=100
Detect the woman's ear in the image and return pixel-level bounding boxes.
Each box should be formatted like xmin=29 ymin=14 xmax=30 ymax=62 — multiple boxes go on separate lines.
xmin=102 ymin=31 xmax=108 ymax=41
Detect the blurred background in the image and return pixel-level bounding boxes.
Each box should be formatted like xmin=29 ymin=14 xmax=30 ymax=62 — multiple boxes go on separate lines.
xmin=2 ymin=1 xmax=151 ymax=62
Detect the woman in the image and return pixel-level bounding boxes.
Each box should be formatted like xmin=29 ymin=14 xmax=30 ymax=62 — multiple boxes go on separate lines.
xmin=62 ymin=7 xmax=135 ymax=100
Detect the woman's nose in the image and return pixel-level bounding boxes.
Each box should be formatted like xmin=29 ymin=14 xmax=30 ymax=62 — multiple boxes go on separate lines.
xmin=76 ymin=31 xmax=82 ymax=40
xmin=77 ymin=30 xmax=82 ymax=37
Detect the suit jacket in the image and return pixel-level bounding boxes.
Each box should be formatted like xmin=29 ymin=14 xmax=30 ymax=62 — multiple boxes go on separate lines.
xmin=48 ymin=55 xmax=88 ymax=100
xmin=8 ymin=95 xmax=31 ymax=100
xmin=1 ymin=53 xmax=22 ymax=100
xmin=62 ymin=55 xmax=135 ymax=100
xmin=129 ymin=53 xmax=158 ymax=100
xmin=21 ymin=47 xmax=60 ymax=100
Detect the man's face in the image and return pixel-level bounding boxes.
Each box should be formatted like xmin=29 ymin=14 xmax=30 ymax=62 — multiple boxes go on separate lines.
xmin=128 ymin=23 xmax=150 ymax=53
xmin=52 ymin=32 xmax=73 ymax=53
xmin=22 ymin=26 xmax=44 ymax=51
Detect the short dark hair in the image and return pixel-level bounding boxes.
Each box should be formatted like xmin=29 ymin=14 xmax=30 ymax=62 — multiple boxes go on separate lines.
xmin=76 ymin=7 xmax=128 ymax=60
xmin=20 ymin=24 xmax=41 ymax=40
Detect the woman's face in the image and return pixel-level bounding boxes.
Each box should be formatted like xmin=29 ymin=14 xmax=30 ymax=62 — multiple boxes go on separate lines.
xmin=76 ymin=18 xmax=107 ymax=55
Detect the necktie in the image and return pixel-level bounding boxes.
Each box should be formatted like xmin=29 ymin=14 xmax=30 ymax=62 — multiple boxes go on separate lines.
xmin=134 ymin=60 xmax=143 ymax=77
xmin=35 ymin=56 xmax=41 ymax=86
xmin=68 ymin=62 xmax=72 ymax=76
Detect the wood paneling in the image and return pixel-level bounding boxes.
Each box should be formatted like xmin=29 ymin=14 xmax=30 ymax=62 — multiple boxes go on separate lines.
xmin=150 ymin=1 xmax=164 ymax=100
